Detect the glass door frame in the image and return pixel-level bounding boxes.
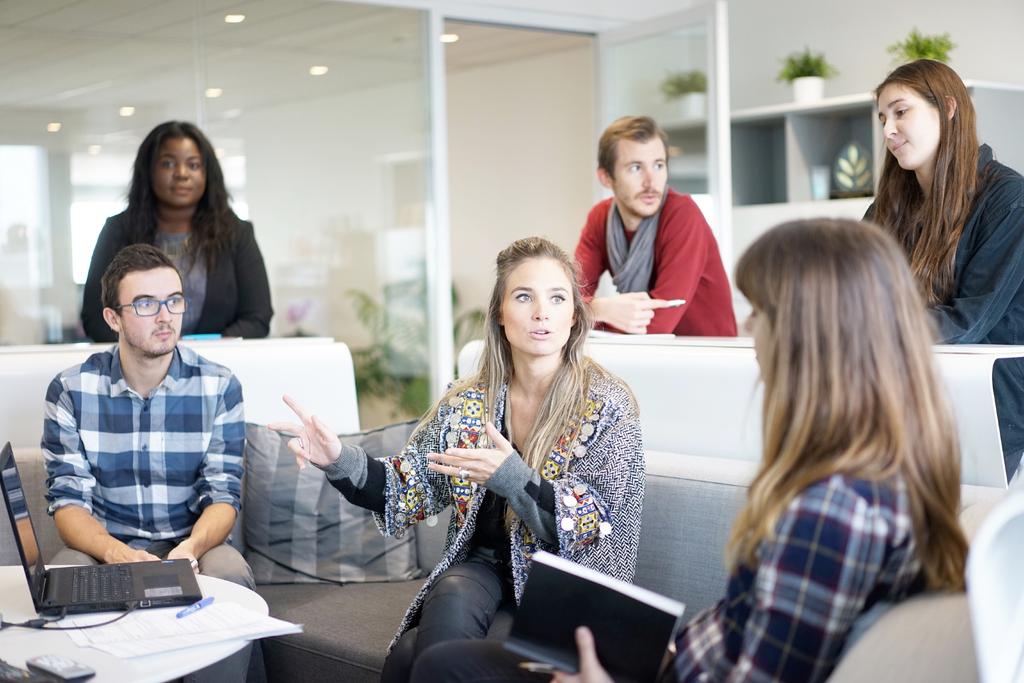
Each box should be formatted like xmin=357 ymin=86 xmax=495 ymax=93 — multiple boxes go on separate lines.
xmin=420 ymin=3 xmax=614 ymax=394
xmin=369 ymin=0 xmax=728 ymax=392
xmin=595 ymin=1 xmax=732 ymax=267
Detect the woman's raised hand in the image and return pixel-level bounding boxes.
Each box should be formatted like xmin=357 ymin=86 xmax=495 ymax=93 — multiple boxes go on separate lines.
xmin=267 ymin=394 xmax=342 ymax=469
xmin=426 ymin=422 xmax=514 ymax=484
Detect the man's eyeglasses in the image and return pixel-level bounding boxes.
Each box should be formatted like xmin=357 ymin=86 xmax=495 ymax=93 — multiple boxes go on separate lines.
xmin=115 ymin=295 xmax=187 ymax=317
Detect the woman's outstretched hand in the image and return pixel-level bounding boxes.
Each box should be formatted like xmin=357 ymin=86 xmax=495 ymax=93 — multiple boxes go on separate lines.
xmin=552 ymin=627 xmax=614 ymax=683
xmin=267 ymin=394 xmax=342 ymax=469
xmin=426 ymin=422 xmax=513 ymax=483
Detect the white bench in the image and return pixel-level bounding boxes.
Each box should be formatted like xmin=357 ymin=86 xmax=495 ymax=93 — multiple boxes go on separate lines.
xmin=458 ymin=337 xmax=1019 ymax=503
xmin=0 ymin=337 xmax=359 ymax=450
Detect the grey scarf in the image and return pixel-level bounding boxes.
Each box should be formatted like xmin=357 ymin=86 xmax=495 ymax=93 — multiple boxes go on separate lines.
xmin=606 ymin=193 xmax=666 ymax=293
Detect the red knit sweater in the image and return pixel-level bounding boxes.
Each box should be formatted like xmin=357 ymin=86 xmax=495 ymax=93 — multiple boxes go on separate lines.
xmin=574 ymin=190 xmax=737 ymax=336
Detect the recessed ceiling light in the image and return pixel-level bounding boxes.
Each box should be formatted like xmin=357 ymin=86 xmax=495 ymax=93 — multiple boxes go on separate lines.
xmin=119 ymin=106 xmax=135 ymax=117
xmin=88 ymin=145 xmax=102 ymax=155
xmin=223 ymin=108 xmax=242 ymax=120
xmin=224 ymin=14 xmax=245 ymax=24
xmin=215 ymin=147 xmax=226 ymax=158
xmin=46 ymin=122 xmax=62 ymax=133
xmin=205 ymin=87 xmax=223 ymax=98
xmin=309 ymin=65 xmax=328 ymax=76
xmin=440 ymin=33 xmax=459 ymax=44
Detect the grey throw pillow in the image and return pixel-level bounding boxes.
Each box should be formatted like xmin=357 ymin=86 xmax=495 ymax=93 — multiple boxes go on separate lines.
xmin=243 ymin=420 xmax=420 ymax=585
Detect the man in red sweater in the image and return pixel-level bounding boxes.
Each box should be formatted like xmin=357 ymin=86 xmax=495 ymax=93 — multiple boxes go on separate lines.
xmin=575 ymin=116 xmax=736 ymax=336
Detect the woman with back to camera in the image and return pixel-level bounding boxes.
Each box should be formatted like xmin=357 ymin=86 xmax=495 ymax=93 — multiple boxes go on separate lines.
xmin=870 ymin=59 xmax=1024 ymax=482
xmin=427 ymin=219 xmax=968 ymax=683
xmin=81 ymin=121 xmax=272 ymax=341
xmin=270 ymin=236 xmax=645 ymax=682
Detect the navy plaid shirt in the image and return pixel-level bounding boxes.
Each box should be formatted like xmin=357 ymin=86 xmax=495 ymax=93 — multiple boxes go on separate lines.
xmin=42 ymin=345 xmax=244 ymax=547
xmin=674 ymin=474 xmax=924 ymax=683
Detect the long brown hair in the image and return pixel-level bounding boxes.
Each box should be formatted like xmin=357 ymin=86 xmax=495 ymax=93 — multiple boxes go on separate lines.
xmin=731 ymin=219 xmax=966 ymax=590
xmin=872 ymin=59 xmax=979 ymax=305
xmin=418 ymin=237 xmax=601 ymax=477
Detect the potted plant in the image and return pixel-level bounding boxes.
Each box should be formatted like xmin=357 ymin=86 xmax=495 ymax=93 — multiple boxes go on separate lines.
xmin=660 ymin=70 xmax=707 ymax=119
xmin=777 ymin=47 xmax=837 ymax=103
xmin=888 ymin=29 xmax=955 ymax=64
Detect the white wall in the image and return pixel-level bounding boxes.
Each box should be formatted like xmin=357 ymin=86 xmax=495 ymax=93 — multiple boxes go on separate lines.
xmin=726 ymin=0 xmax=1024 ymax=110
xmin=446 ymin=44 xmax=596 ymax=316
xmin=241 ymin=78 xmax=430 ymax=345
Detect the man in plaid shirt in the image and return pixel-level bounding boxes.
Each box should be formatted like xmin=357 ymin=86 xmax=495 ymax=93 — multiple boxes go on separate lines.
xmin=42 ymin=244 xmax=253 ymax=590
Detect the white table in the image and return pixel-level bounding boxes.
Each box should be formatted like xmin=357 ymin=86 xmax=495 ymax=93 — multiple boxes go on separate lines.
xmin=0 ymin=567 xmax=268 ymax=682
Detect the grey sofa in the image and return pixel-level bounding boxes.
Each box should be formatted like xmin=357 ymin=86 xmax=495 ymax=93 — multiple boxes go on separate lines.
xmin=5 ymin=447 xmax=983 ymax=683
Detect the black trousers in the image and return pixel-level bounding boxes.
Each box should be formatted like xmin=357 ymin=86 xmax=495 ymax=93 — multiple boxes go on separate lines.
xmin=381 ymin=552 xmax=516 ymax=683
xmin=410 ymin=639 xmax=547 ymax=683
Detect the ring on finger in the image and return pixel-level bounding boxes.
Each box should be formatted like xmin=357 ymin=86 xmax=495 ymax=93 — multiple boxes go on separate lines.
xmin=458 ymin=467 xmax=469 ymax=480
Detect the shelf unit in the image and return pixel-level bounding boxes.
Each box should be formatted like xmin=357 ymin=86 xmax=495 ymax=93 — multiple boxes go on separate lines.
xmin=729 ymin=81 xmax=1024 ymax=209
xmin=659 ymin=81 xmax=1024 ymax=274
xmin=731 ymin=92 xmax=881 ymax=206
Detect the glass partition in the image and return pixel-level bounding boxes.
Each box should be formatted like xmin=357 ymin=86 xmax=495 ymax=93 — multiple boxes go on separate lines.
xmin=0 ymin=0 xmax=435 ymax=426
xmin=598 ymin=1 xmax=731 ymax=264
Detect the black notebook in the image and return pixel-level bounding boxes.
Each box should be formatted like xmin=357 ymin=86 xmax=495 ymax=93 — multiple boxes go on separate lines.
xmin=504 ymin=551 xmax=685 ymax=683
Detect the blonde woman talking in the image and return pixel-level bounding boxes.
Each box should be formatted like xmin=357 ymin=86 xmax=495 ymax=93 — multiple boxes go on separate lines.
xmin=272 ymin=237 xmax=645 ymax=681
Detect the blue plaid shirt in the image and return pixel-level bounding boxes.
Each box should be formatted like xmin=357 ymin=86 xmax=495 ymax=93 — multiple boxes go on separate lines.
xmin=42 ymin=345 xmax=245 ymax=547
xmin=674 ymin=475 xmax=925 ymax=682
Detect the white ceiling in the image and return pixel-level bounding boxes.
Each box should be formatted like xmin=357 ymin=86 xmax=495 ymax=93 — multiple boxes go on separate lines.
xmin=444 ymin=20 xmax=590 ymax=71
xmin=0 ymin=0 xmax=592 ymax=155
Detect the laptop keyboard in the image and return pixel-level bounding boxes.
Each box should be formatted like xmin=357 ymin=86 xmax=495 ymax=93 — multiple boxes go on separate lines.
xmin=70 ymin=565 xmax=133 ymax=603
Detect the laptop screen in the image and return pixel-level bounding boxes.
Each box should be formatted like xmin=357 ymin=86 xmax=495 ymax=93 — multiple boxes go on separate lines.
xmin=0 ymin=442 xmax=47 ymax=601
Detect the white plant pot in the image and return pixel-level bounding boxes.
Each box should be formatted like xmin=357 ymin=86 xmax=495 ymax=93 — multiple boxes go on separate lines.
xmin=792 ymin=76 xmax=825 ymax=103
xmin=676 ymin=92 xmax=707 ymax=120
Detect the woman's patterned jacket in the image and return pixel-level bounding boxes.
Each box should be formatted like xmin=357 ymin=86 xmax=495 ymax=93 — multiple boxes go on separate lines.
xmin=374 ymin=364 xmax=645 ymax=650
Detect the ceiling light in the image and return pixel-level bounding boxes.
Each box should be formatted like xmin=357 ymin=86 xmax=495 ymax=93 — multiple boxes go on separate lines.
xmin=215 ymin=147 xmax=226 ymax=158
xmin=46 ymin=122 xmax=62 ymax=133
xmin=440 ymin=33 xmax=459 ymax=44
xmin=224 ymin=14 xmax=245 ymax=24
xmin=309 ymin=65 xmax=328 ymax=76
xmin=88 ymin=145 xmax=102 ymax=155
xmin=223 ymin=108 xmax=242 ymax=120
xmin=205 ymin=87 xmax=223 ymax=98
xmin=119 ymin=106 xmax=135 ymax=117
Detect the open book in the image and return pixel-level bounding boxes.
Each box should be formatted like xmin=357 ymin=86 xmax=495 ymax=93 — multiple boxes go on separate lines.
xmin=504 ymin=551 xmax=685 ymax=683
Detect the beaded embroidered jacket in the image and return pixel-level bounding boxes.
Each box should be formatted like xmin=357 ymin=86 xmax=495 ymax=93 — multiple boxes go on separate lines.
xmin=373 ymin=365 xmax=645 ymax=650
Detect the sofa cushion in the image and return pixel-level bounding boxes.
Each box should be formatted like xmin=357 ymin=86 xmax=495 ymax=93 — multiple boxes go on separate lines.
xmin=257 ymin=580 xmax=424 ymax=683
xmin=827 ymin=592 xmax=978 ymax=682
xmin=243 ymin=421 xmax=419 ymax=584
xmin=635 ymin=452 xmax=751 ymax=616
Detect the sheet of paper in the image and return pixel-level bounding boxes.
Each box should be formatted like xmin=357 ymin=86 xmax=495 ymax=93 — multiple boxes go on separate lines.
xmin=63 ymin=602 xmax=302 ymax=658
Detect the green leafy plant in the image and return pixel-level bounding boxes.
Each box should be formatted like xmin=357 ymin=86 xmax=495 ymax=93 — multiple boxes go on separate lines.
xmin=347 ymin=285 xmax=486 ymax=420
xmin=347 ymin=288 xmax=430 ymax=419
xmin=887 ymin=29 xmax=955 ymax=64
xmin=659 ymin=70 xmax=707 ymax=100
xmin=776 ymin=47 xmax=838 ymax=83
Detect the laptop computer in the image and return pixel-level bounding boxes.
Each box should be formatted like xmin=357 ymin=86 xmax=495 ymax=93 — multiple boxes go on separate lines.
xmin=0 ymin=441 xmax=202 ymax=615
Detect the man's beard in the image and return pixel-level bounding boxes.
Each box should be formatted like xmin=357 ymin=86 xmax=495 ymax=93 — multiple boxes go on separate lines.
xmin=124 ymin=325 xmax=177 ymax=358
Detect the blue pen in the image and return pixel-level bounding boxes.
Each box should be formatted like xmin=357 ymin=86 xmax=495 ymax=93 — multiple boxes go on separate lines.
xmin=177 ymin=596 xmax=214 ymax=618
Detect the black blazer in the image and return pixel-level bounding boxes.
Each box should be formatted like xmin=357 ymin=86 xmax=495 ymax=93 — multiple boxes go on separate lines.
xmin=81 ymin=211 xmax=273 ymax=341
